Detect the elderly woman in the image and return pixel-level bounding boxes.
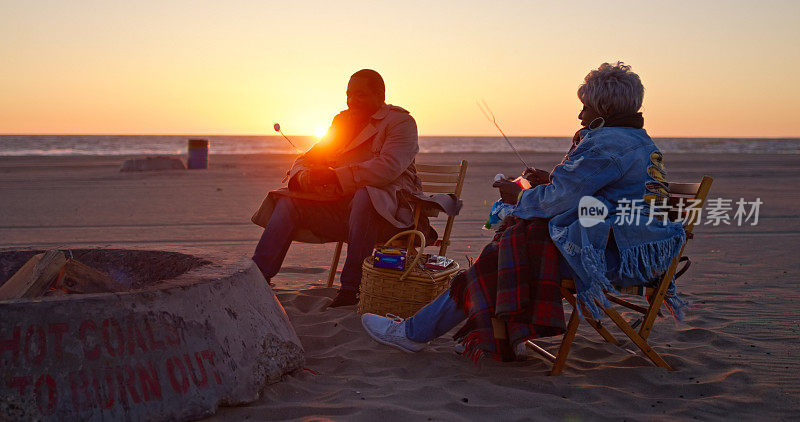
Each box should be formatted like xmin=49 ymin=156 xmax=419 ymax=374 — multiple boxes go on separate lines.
xmin=362 ymin=62 xmax=684 ymax=361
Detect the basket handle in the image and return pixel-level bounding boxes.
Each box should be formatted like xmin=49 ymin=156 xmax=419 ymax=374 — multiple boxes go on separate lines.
xmin=383 ymin=229 xmax=426 ymax=281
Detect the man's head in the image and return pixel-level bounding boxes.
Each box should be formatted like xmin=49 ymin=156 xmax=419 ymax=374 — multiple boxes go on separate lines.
xmin=347 ymin=69 xmax=385 ymax=117
xmin=577 ymin=62 xmax=644 ymax=117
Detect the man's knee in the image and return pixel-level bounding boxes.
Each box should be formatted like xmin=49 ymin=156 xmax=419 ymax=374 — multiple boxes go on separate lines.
xmin=349 ymin=187 xmax=392 ymax=240
xmin=277 ymin=195 xmax=300 ymax=212
xmin=269 ymin=196 xmax=300 ymax=225
xmin=351 ymin=187 xmax=375 ymax=214
xmin=275 ymin=195 xmax=295 ymax=209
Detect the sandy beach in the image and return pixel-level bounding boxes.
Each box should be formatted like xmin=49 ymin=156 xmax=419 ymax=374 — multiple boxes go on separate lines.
xmin=1 ymin=151 xmax=798 ymax=420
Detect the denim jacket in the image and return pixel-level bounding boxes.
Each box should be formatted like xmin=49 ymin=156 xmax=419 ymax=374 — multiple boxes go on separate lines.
xmin=512 ymin=126 xmax=685 ymax=317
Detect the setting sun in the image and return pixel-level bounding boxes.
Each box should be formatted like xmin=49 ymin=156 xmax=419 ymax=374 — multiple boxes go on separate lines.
xmin=314 ymin=127 xmax=327 ymax=139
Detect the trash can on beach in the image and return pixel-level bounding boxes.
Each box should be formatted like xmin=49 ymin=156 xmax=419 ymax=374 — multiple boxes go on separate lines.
xmin=187 ymin=138 xmax=209 ymax=169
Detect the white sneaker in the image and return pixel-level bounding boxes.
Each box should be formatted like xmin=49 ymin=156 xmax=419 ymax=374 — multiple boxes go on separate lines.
xmin=361 ymin=313 xmax=426 ymax=353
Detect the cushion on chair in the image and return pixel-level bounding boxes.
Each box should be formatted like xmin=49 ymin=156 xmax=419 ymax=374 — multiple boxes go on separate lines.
xmin=405 ymin=192 xmax=463 ymax=218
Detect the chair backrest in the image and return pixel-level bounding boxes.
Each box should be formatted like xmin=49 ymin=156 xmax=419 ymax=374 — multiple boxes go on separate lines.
xmin=638 ymin=175 xmax=713 ymax=338
xmin=415 ymin=162 xmax=468 ymax=195
xmin=665 ymin=175 xmax=714 ymax=236
xmin=414 ymin=161 xmax=469 ymax=255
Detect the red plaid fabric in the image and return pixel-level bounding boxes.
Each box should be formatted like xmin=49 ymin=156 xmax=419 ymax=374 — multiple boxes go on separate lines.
xmin=450 ymin=217 xmax=565 ymax=363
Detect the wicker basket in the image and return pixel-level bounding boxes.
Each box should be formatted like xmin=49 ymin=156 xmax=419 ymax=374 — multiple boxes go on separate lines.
xmin=358 ymin=230 xmax=460 ymax=318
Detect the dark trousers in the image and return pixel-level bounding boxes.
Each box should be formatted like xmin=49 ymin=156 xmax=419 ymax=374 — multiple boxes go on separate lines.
xmin=252 ymin=188 xmax=393 ymax=291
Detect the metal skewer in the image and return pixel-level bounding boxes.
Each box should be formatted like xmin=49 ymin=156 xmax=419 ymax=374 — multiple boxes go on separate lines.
xmin=273 ymin=123 xmax=302 ymax=153
xmin=477 ymin=99 xmax=532 ymax=170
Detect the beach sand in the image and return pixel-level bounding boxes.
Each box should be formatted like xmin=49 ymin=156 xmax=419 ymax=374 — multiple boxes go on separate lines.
xmin=1 ymin=152 xmax=798 ymax=420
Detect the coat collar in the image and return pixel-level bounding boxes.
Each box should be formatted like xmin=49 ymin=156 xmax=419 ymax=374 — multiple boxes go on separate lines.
xmin=370 ymin=103 xmax=391 ymax=120
xmin=340 ymin=103 xmax=389 ymax=153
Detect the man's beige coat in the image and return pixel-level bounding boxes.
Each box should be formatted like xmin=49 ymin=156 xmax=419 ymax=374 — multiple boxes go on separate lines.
xmin=251 ymin=104 xmax=422 ymax=243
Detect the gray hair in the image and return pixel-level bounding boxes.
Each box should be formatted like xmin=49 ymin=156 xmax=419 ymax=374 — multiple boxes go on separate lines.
xmin=577 ymin=62 xmax=644 ymax=115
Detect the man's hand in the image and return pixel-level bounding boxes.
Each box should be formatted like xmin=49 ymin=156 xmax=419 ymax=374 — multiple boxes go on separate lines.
xmin=290 ymin=167 xmax=340 ymax=194
xmin=523 ymin=167 xmax=550 ymax=187
xmin=289 ymin=170 xmax=312 ymax=192
xmin=308 ymin=167 xmax=338 ymax=186
xmin=492 ymin=179 xmax=523 ymax=205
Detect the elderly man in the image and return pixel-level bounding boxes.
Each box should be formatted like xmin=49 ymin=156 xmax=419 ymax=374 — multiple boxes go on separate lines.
xmin=252 ymin=69 xmax=422 ymax=307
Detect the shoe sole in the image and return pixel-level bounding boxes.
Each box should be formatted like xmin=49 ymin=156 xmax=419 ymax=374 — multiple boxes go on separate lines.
xmin=361 ymin=318 xmax=422 ymax=354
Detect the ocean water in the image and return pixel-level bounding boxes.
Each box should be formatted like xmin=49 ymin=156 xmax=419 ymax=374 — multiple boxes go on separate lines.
xmin=0 ymin=135 xmax=798 ymax=156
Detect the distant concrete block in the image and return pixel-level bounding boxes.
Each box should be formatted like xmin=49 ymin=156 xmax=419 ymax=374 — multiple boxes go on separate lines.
xmin=0 ymin=251 xmax=304 ymax=421
xmin=120 ymin=156 xmax=186 ymax=172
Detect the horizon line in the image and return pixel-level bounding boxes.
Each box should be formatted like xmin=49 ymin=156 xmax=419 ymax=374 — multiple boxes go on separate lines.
xmin=1 ymin=133 xmax=799 ymax=140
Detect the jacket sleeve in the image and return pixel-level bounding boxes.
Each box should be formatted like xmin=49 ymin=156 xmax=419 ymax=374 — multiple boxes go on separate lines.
xmin=286 ymin=115 xmax=340 ymax=186
xmin=286 ymin=144 xmax=319 ymax=183
xmin=333 ymin=114 xmax=419 ymax=193
xmin=513 ymin=145 xmax=623 ymax=219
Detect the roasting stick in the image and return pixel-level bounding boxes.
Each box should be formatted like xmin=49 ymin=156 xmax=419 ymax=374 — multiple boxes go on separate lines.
xmin=477 ymin=99 xmax=534 ymax=172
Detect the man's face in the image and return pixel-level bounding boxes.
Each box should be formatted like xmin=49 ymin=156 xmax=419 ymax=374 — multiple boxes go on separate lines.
xmin=346 ymin=76 xmax=383 ymax=117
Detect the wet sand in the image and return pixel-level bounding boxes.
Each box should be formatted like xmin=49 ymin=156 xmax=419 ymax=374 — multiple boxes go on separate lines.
xmin=1 ymin=152 xmax=798 ymax=420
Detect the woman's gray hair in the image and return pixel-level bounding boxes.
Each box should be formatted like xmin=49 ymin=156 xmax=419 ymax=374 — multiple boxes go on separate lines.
xmin=577 ymin=62 xmax=644 ymax=115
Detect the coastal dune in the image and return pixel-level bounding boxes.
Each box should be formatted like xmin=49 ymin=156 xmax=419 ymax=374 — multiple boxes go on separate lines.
xmin=1 ymin=152 xmax=798 ymax=420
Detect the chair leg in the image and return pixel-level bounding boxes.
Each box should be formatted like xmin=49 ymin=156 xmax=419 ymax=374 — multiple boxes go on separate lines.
xmin=491 ymin=318 xmax=508 ymax=339
xmin=439 ymin=215 xmax=456 ymax=256
xmin=580 ymin=302 xmax=620 ymax=346
xmin=526 ymin=341 xmax=557 ymax=363
xmin=561 ymin=287 xmax=620 ymax=346
xmin=327 ymin=242 xmax=343 ymax=288
xmin=639 ymin=253 xmax=683 ymax=340
xmin=601 ymin=305 xmax=673 ymax=371
xmin=407 ymin=206 xmax=423 ymax=252
xmin=550 ymin=302 xmax=581 ymax=376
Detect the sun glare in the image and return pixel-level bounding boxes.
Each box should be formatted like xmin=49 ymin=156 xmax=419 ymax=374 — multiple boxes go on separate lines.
xmin=314 ymin=127 xmax=327 ymax=139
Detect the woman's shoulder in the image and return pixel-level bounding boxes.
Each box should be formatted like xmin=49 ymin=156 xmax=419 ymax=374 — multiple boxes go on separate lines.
xmin=578 ymin=127 xmax=655 ymax=156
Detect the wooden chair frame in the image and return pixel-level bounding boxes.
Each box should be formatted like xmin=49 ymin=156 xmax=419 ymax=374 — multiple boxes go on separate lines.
xmin=524 ymin=175 xmax=714 ymax=374
xmin=326 ymin=161 xmax=469 ymax=287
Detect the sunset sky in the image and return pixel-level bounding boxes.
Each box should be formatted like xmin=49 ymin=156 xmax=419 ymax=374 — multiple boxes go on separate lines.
xmin=1 ymin=1 xmax=798 ymax=137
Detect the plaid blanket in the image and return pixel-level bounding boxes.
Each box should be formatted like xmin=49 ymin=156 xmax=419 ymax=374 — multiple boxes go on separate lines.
xmin=450 ymin=217 xmax=566 ymax=363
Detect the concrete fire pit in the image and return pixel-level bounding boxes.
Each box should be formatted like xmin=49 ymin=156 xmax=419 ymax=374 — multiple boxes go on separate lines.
xmin=0 ymin=249 xmax=304 ymax=421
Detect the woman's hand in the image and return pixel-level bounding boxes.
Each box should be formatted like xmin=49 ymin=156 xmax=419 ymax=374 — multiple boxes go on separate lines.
xmin=523 ymin=168 xmax=550 ymax=187
xmin=492 ymin=179 xmax=523 ymax=204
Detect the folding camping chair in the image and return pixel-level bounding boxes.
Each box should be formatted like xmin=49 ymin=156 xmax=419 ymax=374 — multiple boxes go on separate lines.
xmin=524 ymin=175 xmax=714 ymax=374
xmin=326 ymin=160 xmax=469 ymax=287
